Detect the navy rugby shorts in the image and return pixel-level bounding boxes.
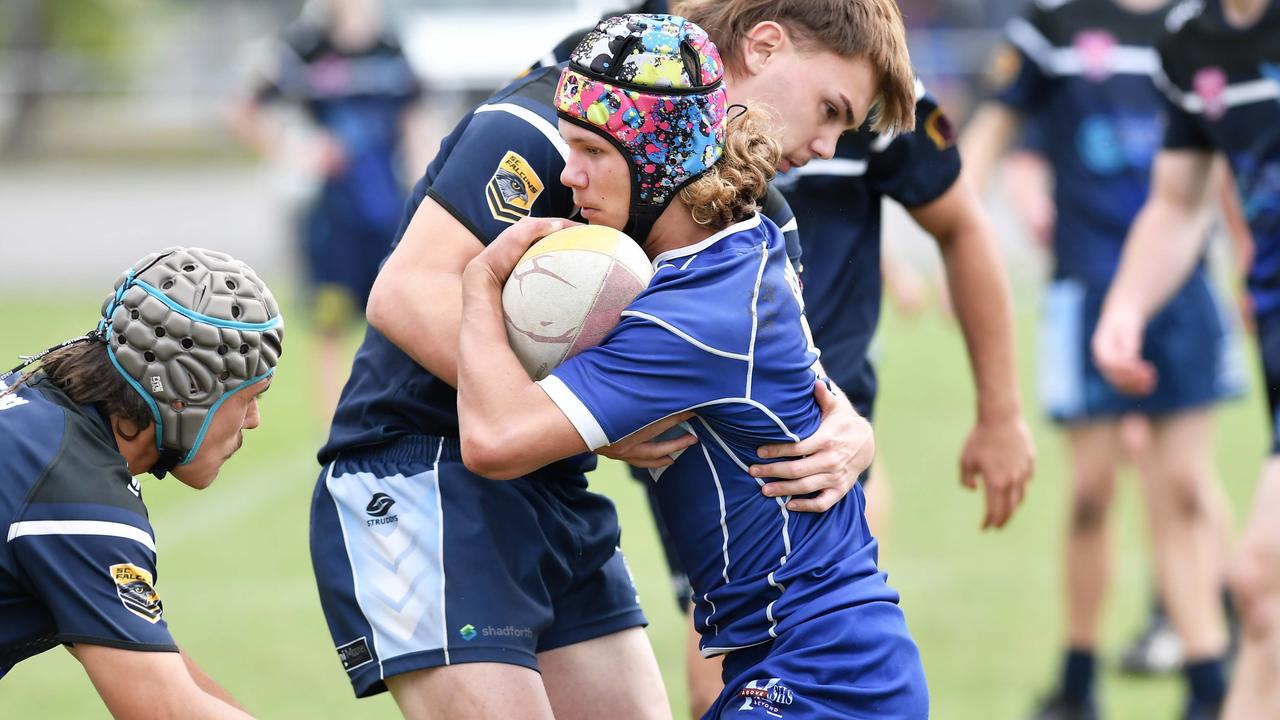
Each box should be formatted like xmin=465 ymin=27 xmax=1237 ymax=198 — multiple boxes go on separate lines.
xmin=310 ymin=435 xmax=647 ymax=698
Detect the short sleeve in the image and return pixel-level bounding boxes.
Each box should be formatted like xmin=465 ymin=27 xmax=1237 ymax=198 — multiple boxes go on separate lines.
xmin=10 ymin=527 xmax=177 ymax=652
xmin=424 ymin=107 xmax=572 ymax=245
xmin=1157 ymin=68 xmax=1213 ymax=150
xmin=988 ymin=10 xmax=1054 ymax=112
xmin=866 ymin=90 xmax=963 ymax=208
xmin=539 ymin=315 xmax=746 ymax=449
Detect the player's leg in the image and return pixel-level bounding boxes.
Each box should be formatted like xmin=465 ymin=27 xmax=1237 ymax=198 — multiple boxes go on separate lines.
xmin=539 ymin=628 xmax=670 ymax=720
xmin=684 ymin=612 xmax=726 ymax=719
xmin=1222 ymin=458 xmax=1280 ymax=720
xmin=1140 ymin=410 xmax=1230 ymax=713
xmin=386 ymin=664 xmax=554 ymax=720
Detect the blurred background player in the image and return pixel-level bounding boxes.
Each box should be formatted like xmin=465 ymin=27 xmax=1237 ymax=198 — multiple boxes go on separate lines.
xmin=0 ymin=247 xmax=283 ymax=719
xmin=1094 ymin=0 xmax=1280 ymax=716
xmin=231 ymin=0 xmax=425 ymax=416
xmin=963 ymin=0 xmax=1244 ymax=716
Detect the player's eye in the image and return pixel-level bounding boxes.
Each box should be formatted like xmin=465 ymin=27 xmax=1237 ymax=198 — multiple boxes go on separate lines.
xmin=824 ymin=102 xmax=839 ymax=121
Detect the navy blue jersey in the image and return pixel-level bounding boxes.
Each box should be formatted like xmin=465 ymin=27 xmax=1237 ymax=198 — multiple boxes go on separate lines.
xmin=993 ymin=0 xmax=1187 ymax=284
xmin=1156 ymin=0 xmax=1280 ymax=314
xmin=321 ymin=64 xmax=800 ymax=464
xmin=255 ymin=22 xmax=421 ymax=232
xmin=0 ymin=375 xmax=175 ymax=677
xmin=539 ymin=214 xmax=896 ymax=654
xmin=773 ymin=81 xmax=962 ymax=415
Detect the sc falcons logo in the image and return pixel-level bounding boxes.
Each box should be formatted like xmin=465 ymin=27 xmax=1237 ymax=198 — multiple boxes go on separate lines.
xmin=365 ymin=492 xmax=398 ymax=527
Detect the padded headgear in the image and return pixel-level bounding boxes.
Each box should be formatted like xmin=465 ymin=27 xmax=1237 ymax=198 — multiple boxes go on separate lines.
xmin=554 ymin=13 xmax=727 ymax=241
xmin=99 ymin=247 xmax=283 ymax=476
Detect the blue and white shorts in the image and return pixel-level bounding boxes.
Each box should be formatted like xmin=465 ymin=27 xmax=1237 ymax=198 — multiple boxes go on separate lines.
xmin=1038 ymin=273 xmax=1245 ymax=424
xmin=309 ymin=435 xmax=647 ymax=698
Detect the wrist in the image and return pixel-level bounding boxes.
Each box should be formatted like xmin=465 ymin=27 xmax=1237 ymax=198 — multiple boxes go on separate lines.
xmin=976 ymin=394 xmax=1022 ymax=425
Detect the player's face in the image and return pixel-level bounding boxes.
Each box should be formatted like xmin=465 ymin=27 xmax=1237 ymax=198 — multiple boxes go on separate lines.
xmin=744 ymin=48 xmax=876 ymax=170
xmin=559 ymin=120 xmax=631 ymax=230
xmin=170 ymin=377 xmax=271 ymax=490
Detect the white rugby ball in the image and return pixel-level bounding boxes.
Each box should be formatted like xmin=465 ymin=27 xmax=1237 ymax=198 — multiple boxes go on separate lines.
xmin=502 ymin=225 xmax=653 ymax=380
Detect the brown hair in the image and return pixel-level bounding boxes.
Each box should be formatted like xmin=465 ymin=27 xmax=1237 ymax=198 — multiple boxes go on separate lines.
xmin=2 ymin=342 xmax=153 ymax=435
xmin=679 ymin=105 xmax=779 ymax=229
xmin=674 ymin=0 xmax=917 ymax=134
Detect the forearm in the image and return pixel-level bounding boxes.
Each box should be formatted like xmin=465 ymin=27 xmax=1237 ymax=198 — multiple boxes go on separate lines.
xmin=940 ymin=218 xmax=1022 ymax=421
xmin=1107 ymin=199 xmax=1211 ymax=321
xmin=959 ymin=103 xmax=1021 ymax=192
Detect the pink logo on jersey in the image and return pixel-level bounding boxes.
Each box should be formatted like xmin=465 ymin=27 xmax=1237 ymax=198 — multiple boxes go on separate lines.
xmin=1194 ymin=66 xmax=1228 ymax=120
xmin=1074 ymin=30 xmax=1116 ymax=82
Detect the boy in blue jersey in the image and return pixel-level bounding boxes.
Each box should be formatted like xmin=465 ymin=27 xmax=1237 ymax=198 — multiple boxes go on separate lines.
xmin=964 ymin=0 xmax=1244 ymax=716
xmin=309 ymin=3 xmax=919 ymax=717
xmin=0 ymin=248 xmax=283 ymax=718
xmin=1095 ymin=0 xmax=1280 ymax=716
xmin=231 ymin=0 xmax=422 ymax=414
xmin=455 ymin=21 xmax=929 ymax=718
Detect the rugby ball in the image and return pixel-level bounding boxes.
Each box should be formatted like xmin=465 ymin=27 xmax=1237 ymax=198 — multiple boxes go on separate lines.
xmin=502 ymin=225 xmax=653 ymax=380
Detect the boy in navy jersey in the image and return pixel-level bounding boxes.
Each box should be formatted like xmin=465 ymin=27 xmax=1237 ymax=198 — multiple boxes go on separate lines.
xmin=964 ymin=0 xmax=1244 ymax=715
xmin=309 ymin=2 xmax=918 ymax=716
xmin=456 ymin=20 xmax=928 ymax=718
xmin=1095 ymin=1 xmax=1280 ymax=716
xmin=0 ymin=248 xmax=283 ymax=718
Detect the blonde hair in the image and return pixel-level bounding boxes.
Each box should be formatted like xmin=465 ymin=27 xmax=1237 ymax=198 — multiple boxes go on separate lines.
xmin=679 ymin=105 xmax=779 ymax=230
xmin=674 ymin=0 xmax=916 ymax=134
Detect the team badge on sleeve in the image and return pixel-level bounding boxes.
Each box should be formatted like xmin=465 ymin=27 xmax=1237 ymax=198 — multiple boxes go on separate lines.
xmin=986 ymin=44 xmax=1022 ymax=91
xmin=924 ymin=108 xmax=957 ymax=150
xmin=110 ymin=563 xmax=163 ymax=623
xmin=487 ymin=150 xmax=544 ymax=224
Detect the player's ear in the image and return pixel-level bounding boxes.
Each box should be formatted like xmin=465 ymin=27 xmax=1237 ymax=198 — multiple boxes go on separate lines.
xmin=740 ymin=21 xmax=788 ymax=75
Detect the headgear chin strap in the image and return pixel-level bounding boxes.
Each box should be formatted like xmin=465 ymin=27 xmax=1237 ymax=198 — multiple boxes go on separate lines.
xmin=553 ymin=14 xmax=728 ymax=243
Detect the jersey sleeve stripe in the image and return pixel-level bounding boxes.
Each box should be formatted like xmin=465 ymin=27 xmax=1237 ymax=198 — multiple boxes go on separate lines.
xmin=7 ymin=519 xmax=156 ymax=553
xmin=473 ymin=102 xmax=569 ymax=161
xmin=537 ymin=375 xmax=610 ymax=450
xmin=791 ymin=158 xmax=868 ymax=177
xmin=1005 ymin=16 xmax=1054 ymax=69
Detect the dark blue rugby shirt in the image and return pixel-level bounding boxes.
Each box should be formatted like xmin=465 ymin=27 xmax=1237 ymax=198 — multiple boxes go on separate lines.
xmin=321 ymin=64 xmax=801 ymax=464
xmin=0 ymin=374 xmax=175 ymax=678
xmin=773 ymin=80 xmax=962 ymax=417
xmin=993 ymin=0 xmax=1196 ymax=285
xmin=1156 ymin=0 xmax=1280 ymax=314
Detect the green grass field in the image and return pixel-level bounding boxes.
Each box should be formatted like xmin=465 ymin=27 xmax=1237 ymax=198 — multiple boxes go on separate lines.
xmin=1 ymin=288 xmax=1264 ymax=719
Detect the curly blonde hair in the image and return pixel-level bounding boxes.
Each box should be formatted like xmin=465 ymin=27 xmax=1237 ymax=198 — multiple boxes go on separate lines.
xmin=678 ymin=105 xmax=780 ymax=230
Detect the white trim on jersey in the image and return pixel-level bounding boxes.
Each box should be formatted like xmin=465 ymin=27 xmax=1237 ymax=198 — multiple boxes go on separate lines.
xmin=697 ymin=438 xmax=732 ymax=587
xmin=322 ymin=460 xmax=387 ymax=682
xmin=537 ymin=375 xmax=610 ymax=450
xmin=1006 ymin=17 xmax=1159 ymax=78
xmin=701 ymin=636 xmax=773 ymax=658
xmin=870 ymin=132 xmax=896 ymax=153
xmin=745 ymin=242 xmax=769 ymax=400
xmin=473 ymin=102 xmax=569 ymax=161
xmin=777 ymin=217 xmax=798 ymax=234
xmin=1160 ymin=71 xmax=1280 ymax=115
xmin=790 ymin=158 xmax=868 ymax=177
xmin=651 ymin=214 xmax=762 ymax=268
xmin=7 ymin=519 xmax=156 ymax=553
xmin=618 ymin=311 xmax=752 ymax=361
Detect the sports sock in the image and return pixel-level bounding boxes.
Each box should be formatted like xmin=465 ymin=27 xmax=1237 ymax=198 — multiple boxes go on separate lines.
xmin=1061 ymin=648 xmax=1095 ymax=704
xmin=1184 ymin=657 xmax=1227 ymax=707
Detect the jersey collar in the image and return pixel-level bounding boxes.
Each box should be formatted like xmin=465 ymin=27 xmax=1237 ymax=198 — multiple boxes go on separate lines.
xmin=650 ymin=213 xmax=762 ymax=270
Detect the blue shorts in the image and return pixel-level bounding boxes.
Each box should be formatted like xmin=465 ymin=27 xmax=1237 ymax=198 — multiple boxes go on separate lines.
xmin=309 ymin=436 xmax=647 ymax=698
xmin=1038 ymin=273 xmax=1244 ymax=423
xmin=300 ymin=186 xmax=399 ymax=322
xmin=705 ymin=600 xmax=929 ymax=719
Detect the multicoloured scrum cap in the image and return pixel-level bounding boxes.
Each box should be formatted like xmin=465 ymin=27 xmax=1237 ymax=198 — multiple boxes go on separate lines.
xmin=99 ymin=247 xmax=283 ymax=475
xmin=554 ymin=13 xmax=727 ymax=240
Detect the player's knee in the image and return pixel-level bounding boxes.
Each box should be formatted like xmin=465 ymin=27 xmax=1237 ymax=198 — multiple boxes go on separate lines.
xmin=1069 ymin=491 xmax=1110 ymax=533
xmin=1228 ymin=540 xmax=1280 ymax=636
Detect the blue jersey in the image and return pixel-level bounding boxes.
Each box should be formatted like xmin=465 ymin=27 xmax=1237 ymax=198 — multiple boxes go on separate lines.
xmin=320 ymin=65 xmax=800 ymax=465
xmin=539 ymin=215 xmax=897 ymax=654
xmin=773 ymin=81 xmax=962 ymax=416
xmin=255 ymin=22 xmax=421 ymax=233
xmin=1157 ymin=0 xmax=1280 ymax=314
xmin=993 ymin=0 xmax=1184 ymax=284
xmin=0 ymin=375 xmax=175 ymax=677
